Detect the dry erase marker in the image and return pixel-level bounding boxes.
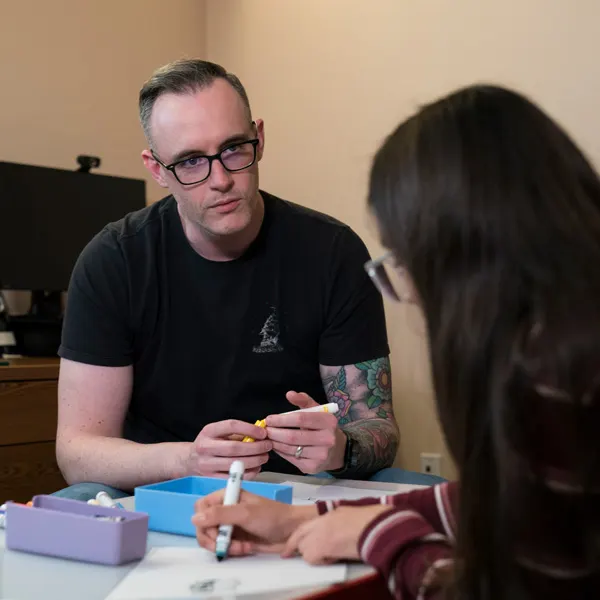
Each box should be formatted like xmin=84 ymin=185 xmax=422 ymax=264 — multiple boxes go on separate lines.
xmin=280 ymin=402 xmax=340 ymax=416
xmin=215 ymin=460 xmax=245 ymax=562
xmin=242 ymin=402 xmax=340 ymax=442
xmin=96 ymin=491 xmax=125 ymax=510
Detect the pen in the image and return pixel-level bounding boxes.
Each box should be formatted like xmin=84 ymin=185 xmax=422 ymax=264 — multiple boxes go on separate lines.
xmin=215 ymin=460 xmax=245 ymax=561
xmin=242 ymin=402 xmax=339 ymax=443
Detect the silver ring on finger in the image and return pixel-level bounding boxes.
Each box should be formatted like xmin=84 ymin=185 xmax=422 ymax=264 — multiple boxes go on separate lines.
xmin=295 ymin=445 xmax=304 ymax=459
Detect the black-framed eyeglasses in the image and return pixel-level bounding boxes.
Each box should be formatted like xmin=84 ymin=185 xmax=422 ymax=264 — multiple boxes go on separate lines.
xmin=364 ymin=251 xmax=415 ymax=303
xmin=151 ymin=135 xmax=259 ymax=186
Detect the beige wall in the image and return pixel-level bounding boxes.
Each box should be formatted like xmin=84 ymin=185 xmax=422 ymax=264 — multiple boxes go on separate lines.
xmin=1 ymin=0 xmax=206 ymax=313
xmin=206 ymin=0 xmax=600 ymax=478
xmin=5 ymin=0 xmax=600 ymax=479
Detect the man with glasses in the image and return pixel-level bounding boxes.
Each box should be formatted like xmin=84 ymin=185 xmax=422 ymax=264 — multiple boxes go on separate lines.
xmin=55 ymin=59 xmax=401 ymax=499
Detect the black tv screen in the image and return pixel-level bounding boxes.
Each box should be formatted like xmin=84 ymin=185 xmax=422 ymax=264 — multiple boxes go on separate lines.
xmin=0 ymin=160 xmax=146 ymax=291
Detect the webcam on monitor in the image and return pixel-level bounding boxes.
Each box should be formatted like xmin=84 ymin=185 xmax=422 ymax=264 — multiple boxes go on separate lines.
xmin=76 ymin=155 xmax=101 ymax=173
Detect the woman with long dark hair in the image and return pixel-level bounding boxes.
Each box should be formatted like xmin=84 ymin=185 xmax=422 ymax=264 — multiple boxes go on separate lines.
xmin=193 ymin=85 xmax=600 ymax=599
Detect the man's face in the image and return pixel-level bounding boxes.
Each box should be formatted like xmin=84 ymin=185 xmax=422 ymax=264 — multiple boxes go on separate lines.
xmin=143 ymin=79 xmax=264 ymax=238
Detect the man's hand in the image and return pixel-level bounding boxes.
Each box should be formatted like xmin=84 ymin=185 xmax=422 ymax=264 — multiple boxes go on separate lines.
xmin=265 ymin=392 xmax=347 ymax=474
xmin=183 ymin=420 xmax=273 ymax=479
xmin=192 ymin=489 xmax=318 ymax=556
xmin=282 ymin=505 xmax=393 ymax=564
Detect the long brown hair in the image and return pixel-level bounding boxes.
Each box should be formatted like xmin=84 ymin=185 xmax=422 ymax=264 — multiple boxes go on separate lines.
xmin=368 ymin=85 xmax=600 ymax=598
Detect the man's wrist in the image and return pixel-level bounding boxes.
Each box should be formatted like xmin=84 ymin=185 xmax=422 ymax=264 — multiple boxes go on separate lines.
xmin=326 ymin=430 xmax=358 ymax=475
xmin=170 ymin=441 xmax=193 ymax=479
xmin=325 ymin=427 xmax=348 ymax=471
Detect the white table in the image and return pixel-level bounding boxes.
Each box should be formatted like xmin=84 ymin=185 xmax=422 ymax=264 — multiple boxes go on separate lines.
xmin=0 ymin=473 xmax=421 ymax=599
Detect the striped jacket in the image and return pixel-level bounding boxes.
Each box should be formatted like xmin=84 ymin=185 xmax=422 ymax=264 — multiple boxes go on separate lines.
xmin=315 ymin=481 xmax=600 ymax=599
xmin=316 ymin=482 xmax=457 ymax=600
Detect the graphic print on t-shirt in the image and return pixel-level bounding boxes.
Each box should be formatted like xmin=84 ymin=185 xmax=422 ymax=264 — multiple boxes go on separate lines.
xmin=253 ymin=306 xmax=283 ymax=354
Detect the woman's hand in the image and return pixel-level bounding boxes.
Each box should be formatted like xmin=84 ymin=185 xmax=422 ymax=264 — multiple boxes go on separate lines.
xmin=192 ymin=489 xmax=318 ymax=556
xmin=282 ymin=504 xmax=393 ymax=564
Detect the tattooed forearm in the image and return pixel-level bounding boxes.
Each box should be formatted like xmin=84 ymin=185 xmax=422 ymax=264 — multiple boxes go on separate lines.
xmin=320 ymin=356 xmax=399 ymax=478
xmin=342 ymin=419 xmax=399 ymax=477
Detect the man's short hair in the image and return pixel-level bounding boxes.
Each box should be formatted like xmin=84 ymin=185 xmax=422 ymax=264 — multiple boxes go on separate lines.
xmin=139 ymin=58 xmax=252 ymax=144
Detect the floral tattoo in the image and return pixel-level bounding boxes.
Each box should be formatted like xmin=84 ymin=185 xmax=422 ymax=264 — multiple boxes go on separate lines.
xmin=320 ymin=357 xmax=399 ymax=477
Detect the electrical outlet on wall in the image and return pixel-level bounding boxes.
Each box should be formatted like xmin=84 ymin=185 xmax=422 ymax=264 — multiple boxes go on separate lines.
xmin=420 ymin=453 xmax=442 ymax=476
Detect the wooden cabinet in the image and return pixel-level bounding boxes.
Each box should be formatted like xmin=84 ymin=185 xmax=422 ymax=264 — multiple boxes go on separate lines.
xmin=0 ymin=358 xmax=66 ymax=502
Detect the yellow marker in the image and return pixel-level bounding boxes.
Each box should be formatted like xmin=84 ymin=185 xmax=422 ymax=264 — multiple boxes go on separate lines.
xmin=241 ymin=403 xmax=339 ymax=443
xmin=242 ymin=419 xmax=266 ymax=443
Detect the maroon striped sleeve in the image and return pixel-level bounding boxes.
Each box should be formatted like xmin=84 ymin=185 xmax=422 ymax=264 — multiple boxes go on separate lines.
xmin=316 ymin=482 xmax=458 ymax=543
xmin=316 ymin=495 xmax=383 ymax=515
xmin=316 ymin=483 xmax=458 ymax=599
xmin=358 ymin=507 xmax=452 ymax=599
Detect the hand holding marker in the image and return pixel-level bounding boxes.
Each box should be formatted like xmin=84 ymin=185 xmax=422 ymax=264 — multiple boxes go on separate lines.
xmin=215 ymin=460 xmax=245 ymax=561
xmin=242 ymin=402 xmax=340 ymax=443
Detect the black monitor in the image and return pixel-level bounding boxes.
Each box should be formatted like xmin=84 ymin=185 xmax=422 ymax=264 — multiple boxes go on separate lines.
xmin=0 ymin=160 xmax=146 ymax=356
xmin=0 ymin=160 xmax=146 ymax=292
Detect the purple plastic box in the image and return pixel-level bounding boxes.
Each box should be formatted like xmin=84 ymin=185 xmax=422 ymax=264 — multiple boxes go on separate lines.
xmin=5 ymin=495 xmax=148 ymax=565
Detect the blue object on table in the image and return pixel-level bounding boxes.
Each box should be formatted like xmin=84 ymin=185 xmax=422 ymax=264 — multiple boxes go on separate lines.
xmin=315 ymin=467 xmax=447 ymax=486
xmin=367 ymin=467 xmax=447 ymax=486
xmin=52 ymin=482 xmax=130 ymax=502
xmin=134 ymin=476 xmax=293 ymax=537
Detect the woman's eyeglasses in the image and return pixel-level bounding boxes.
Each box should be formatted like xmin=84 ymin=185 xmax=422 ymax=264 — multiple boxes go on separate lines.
xmin=364 ymin=251 xmax=415 ymax=303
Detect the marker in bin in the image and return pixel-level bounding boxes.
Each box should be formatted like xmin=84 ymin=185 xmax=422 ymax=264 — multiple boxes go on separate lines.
xmin=242 ymin=402 xmax=340 ymax=443
xmin=87 ymin=491 xmax=125 ymax=509
xmin=0 ymin=500 xmax=33 ymax=529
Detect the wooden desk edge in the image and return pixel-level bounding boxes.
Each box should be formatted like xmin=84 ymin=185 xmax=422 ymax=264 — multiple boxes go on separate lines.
xmin=0 ymin=358 xmax=60 ymax=381
xmin=295 ymin=572 xmax=390 ymax=600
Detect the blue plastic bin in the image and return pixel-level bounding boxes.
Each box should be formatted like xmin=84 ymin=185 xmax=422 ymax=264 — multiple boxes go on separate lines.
xmin=134 ymin=476 xmax=293 ymax=536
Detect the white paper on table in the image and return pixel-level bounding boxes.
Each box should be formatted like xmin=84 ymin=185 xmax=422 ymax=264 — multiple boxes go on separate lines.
xmin=284 ymin=481 xmax=422 ymax=504
xmin=105 ymin=547 xmax=347 ymax=599
xmin=285 ymin=481 xmax=389 ymax=504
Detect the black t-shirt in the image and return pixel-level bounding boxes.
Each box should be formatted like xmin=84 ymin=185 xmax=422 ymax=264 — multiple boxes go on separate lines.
xmin=59 ymin=191 xmax=389 ymax=474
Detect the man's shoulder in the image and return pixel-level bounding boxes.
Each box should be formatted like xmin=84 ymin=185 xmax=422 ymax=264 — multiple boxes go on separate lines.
xmin=77 ymin=195 xmax=175 ymax=270
xmin=265 ymin=191 xmax=370 ymax=259
xmin=265 ymin=191 xmax=353 ymax=238
xmin=103 ymin=195 xmax=175 ymax=243
xmin=266 ymin=191 xmax=349 ymax=230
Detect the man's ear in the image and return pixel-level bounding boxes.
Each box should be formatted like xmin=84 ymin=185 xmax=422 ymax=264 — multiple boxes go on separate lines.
xmin=141 ymin=149 xmax=169 ymax=188
xmin=254 ymin=119 xmax=265 ymax=162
